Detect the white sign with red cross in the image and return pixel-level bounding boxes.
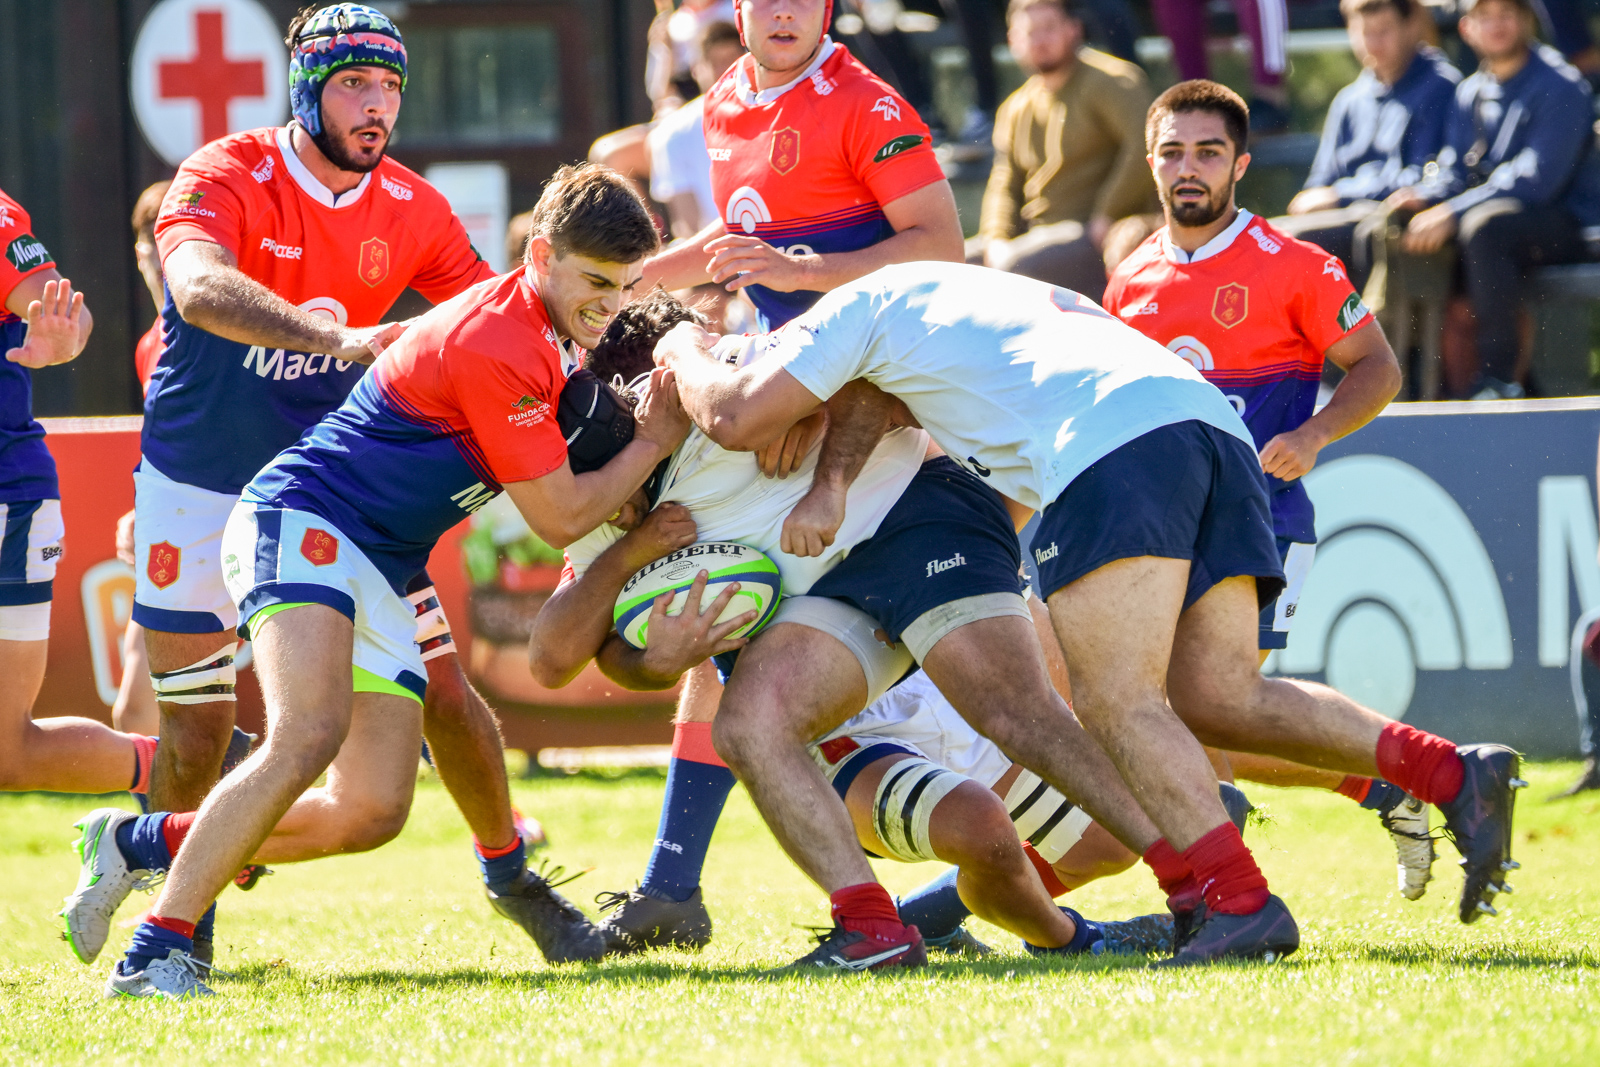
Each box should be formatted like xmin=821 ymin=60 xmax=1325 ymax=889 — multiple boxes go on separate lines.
xmin=130 ymin=0 xmax=288 ymax=167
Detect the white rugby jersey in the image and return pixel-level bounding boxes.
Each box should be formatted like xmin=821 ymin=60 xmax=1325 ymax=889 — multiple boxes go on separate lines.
xmin=766 ymin=261 xmax=1253 ymax=512
xmin=565 ymin=336 xmax=928 ymax=594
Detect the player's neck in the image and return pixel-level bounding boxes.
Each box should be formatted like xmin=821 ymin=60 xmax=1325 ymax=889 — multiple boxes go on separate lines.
xmin=522 ymin=266 xmax=571 ymax=346
xmin=751 ymin=44 xmax=823 ymax=90
xmin=288 ymin=124 xmax=368 ymax=196
xmin=1168 ymin=204 xmax=1240 ymax=254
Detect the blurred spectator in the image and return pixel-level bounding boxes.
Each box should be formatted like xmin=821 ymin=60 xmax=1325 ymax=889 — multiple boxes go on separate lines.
xmin=1150 ymin=0 xmax=1293 ymax=130
xmin=970 ymin=0 xmax=1154 ymax=301
xmin=649 ymin=0 xmax=739 ymax=107
xmin=1395 ymin=0 xmax=1600 ymax=399
xmin=649 ymin=21 xmax=746 ymax=239
xmin=1532 ymin=0 xmax=1600 ymax=83
xmin=505 ymin=208 xmax=536 ymax=272
xmin=130 ymin=180 xmax=170 ymax=395
xmin=1274 ymin=0 xmax=1458 ymax=293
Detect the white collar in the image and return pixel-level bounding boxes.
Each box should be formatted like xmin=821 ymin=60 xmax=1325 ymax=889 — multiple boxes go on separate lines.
xmin=277 ymin=125 xmax=372 ymax=209
xmin=733 ymin=37 xmax=836 ymax=106
xmin=1163 ymin=209 xmax=1253 ymax=264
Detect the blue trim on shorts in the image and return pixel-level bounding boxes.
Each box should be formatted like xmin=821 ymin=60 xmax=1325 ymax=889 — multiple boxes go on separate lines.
xmin=237 ymin=583 xmax=357 ymax=639
xmin=828 ymin=741 xmax=920 ymax=803
xmin=396 ymin=669 xmax=427 ymax=701
xmin=0 ymin=498 xmax=41 ymax=582
xmin=132 ymin=602 xmax=226 ymax=634
xmin=253 ymin=508 xmax=284 ymax=585
xmin=0 ymin=579 xmax=51 ymax=606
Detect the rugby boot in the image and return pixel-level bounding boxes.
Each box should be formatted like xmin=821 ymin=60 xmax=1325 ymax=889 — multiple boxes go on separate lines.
xmin=1154 ymin=895 xmax=1299 ymax=968
xmin=487 ymin=863 xmax=606 ymax=964
xmin=104 ymin=950 xmax=213 ymax=1000
xmin=190 ymin=936 xmax=213 ymax=969
xmin=1551 ymin=756 xmax=1600 ymax=799
xmin=60 ymin=808 xmax=156 ymax=964
xmin=1437 ymin=744 xmax=1526 ymax=923
xmin=1376 ymin=793 xmax=1436 ymax=901
xmin=1024 ymin=908 xmax=1175 ymax=958
xmin=924 ymin=924 xmax=992 ymax=957
xmin=233 ymin=864 xmax=272 ymax=891
xmin=595 ymin=886 xmax=713 ymax=955
xmin=1219 ymin=781 xmax=1254 ymax=834
xmin=770 ymin=923 xmax=926 ymax=975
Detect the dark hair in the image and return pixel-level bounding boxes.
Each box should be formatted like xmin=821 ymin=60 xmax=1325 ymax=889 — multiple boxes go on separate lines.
xmin=1006 ymin=0 xmax=1081 ymax=20
xmin=1339 ymin=0 xmax=1416 ymax=19
xmin=1460 ymin=0 xmax=1535 ymax=16
xmin=527 ymin=163 xmax=661 ymax=265
xmin=284 ymin=5 xmax=318 ymax=47
xmin=1146 ymin=80 xmax=1250 ymax=156
xmin=700 ymin=20 xmax=742 ymax=55
xmin=132 ymin=180 xmax=171 ymax=236
xmin=585 ymin=289 xmax=710 ymax=385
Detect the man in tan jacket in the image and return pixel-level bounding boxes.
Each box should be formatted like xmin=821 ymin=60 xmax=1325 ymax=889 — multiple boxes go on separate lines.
xmin=969 ymin=0 xmax=1156 ymax=301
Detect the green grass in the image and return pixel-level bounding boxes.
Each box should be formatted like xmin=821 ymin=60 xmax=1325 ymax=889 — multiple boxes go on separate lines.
xmin=3 ymin=762 xmax=1598 ymax=1065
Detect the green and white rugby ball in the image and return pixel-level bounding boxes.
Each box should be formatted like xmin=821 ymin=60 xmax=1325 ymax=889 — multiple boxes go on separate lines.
xmin=613 ymin=542 xmax=782 ymax=650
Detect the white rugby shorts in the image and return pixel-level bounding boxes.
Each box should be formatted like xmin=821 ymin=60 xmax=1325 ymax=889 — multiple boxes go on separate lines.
xmin=0 ymin=499 xmax=62 ymax=640
xmin=132 ymin=460 xmax=241 ymax=634
xmin=221 ymin=501 xmax=427 ymax=702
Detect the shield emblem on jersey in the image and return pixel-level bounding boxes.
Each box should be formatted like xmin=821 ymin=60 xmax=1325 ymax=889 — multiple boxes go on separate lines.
xmin=359 ymin=237 xmax=390 ymax=287
xmin=770 ymin=127 xmax=801 ymax=175
xmin=300 ymin=528 xmax=339 ymax=567
xmin=147 ymin=542 xmax=181 ymax=590
xmin=1212 ymin=283 xmax=1248 ymax=329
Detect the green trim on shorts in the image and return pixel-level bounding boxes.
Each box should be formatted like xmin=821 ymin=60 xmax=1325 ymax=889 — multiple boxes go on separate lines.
xmin=353 ymin=664 xmax=422 ymax=705
xmin=245 ymin=601 xmax=313 ymax=640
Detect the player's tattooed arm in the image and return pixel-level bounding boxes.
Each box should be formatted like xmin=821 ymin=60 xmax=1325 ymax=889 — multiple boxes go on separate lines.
xmin=528 ymin=502 xmax=697 ymax=688
xmin=1259 ymin=319 xmax=1401 ymax=481
xmin=595 ymin=571 xmax=757 ymax=691
xmin=655 ymin=320 xmax=823 ymax=452
xmin=163 ymin=240 xmax=403 ymax=362
xmin=781 ymin=379 xmax=898 ymax=558
xmin=4 ymin=272 xmax=92 ymax=368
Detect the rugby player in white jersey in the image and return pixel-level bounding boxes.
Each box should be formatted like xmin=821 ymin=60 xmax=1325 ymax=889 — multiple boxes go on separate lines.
xmin=656 ymin=260 xmax=1525 ymax=966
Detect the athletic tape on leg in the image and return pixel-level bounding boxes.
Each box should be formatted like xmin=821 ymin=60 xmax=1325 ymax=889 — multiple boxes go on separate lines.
xmin=151 ymin=645 xmax=237 ymax=705
xmin=407 ymin=585 xmax=455 ymax=662
xmin=1003 ymin=769 xmax=1092 ymax=863
xmin=871 ymin=757 xmax=966 ymax=863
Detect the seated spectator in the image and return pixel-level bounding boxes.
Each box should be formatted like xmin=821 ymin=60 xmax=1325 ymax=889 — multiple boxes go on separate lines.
xmin=648 ymin=20 xmax=745 ymax=239
xmin=1150 ymin=0 xmax=1293 ymax=130
xmin=1275 ymin=0 xmax=1459 ymax=293
xmin=970 ymin=0 xmax=1155 ymax=302
xmin=1396 ymin=0 xmax=1600 ymax=398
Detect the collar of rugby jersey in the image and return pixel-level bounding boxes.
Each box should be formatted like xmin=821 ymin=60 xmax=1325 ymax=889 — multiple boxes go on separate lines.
xmin=733 ymin=36 xmax=837 ymax=107
xmin=277 ymin=124 xmax=373 ymax=209
xmin=1162 ymin=208 xmax=1255 ymax=264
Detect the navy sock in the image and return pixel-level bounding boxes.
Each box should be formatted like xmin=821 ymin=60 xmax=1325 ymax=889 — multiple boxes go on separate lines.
xmin=896 ymin=867 xmax=971 ymax=940
xmin=638 ymin=757 xmax=736 ymax=902
xmin=1060 ymin=906 xmax=1102 ymax=952
xmin=477 ymin=837 xmax=526 ymax=895
xmin=114 ymin=813 xmax=172 ymax=872
xmin=194 ymin=903 xmax=217 ymax=943
xmin=1361 ymin=779 xmax=1408 ymax=812
xmin=124 ymin=921 xmax=192 ymax=974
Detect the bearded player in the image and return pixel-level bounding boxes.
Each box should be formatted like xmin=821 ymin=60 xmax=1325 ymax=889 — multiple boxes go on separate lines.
xmin=1104 ymin=81 xmax=1437 ymax=901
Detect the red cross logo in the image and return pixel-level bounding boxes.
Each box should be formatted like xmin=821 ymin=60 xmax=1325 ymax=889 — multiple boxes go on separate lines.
xmin=158 ymin=9 xmax=267 ymax=145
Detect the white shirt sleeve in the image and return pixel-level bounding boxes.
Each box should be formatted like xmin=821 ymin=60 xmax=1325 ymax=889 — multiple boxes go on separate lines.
xmin=563 ymin=523 xmax=624 ymax=580
xmin=764 ymin=285 xmax=879 ymax=402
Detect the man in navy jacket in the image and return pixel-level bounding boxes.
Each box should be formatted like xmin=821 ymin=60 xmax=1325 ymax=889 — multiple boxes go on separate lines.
xmin=1397 ymin=0 xmax=1600 ymax=398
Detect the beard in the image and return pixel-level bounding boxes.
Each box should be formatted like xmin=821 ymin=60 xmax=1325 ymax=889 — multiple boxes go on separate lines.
xmin=1162 ymin=179 xmax=1233 ymax=228
xmin=310 ymin=119 xmax=390 ymax=174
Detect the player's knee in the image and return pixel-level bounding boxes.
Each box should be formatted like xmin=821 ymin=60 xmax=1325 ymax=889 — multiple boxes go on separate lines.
xmin=935 ymin=786 xmax=1022 ymax=873
xmin=332 ymin=798 xmax=409 ymax=852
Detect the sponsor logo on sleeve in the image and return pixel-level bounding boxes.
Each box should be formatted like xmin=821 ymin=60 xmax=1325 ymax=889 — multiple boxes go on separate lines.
xmin=147 ymin=542 xmax=181 ymax=589
xmin=810 ymin=71 xmax=834 ymax=96
xmin=873 ymin=133 xmax=926 ymax=162
xmin=300 ymin=528 xmax=339 ymax=566
xmin=380 ymin=175 xmax=413 ymax=201
xmin=5 ymin=233 xmax=51 ymax=273
xmin=509 ymin=394 xmax=551 ymax=427
xmin=260 ymin=237 xmax=303 ymax=260
xmin=1322 ymin=256 xmax=1346 ymax=281
xmin=770 ymin=127 xmax=801 ymax=175
xmin=871 ymin=95 xmax=902 ymax=122
xmin=0 ymin=205 xmax=13 ymax=228
xmin=358 ymin=236 xmax=391 ymax=286
xmin=252 ymin=156 xmax=275 ymax=183
xmin=1211 ymin=283 xmax=1249 ymax=329
xmin=1337 ymin=292 xmax=1370 ymax=332
xmin=167 ymin=190 xmax=216 ymax=218
xmin=1246 ymin=224 xmax=1282 ymax=254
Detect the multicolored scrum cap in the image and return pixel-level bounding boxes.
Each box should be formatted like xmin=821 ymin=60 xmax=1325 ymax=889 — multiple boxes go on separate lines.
xmin=288 ymin=4 xmax=407 ymax=136
xmin=734 ymin=0 xmax=833 ymax=46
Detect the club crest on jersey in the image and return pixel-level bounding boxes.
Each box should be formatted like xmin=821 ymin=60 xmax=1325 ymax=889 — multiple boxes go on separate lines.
xmin=147 ymin=542 xmax=181 ymax=590
xmin=726 ymin=186 xmax=773 ymax=235
xmin=873 ymin=134 xmax=925 ymax=162
xmin=1211 ymin=284 xmax=1248 ymax=329
xmin=300 ymin=528 xmax=339 ymax=567
xmin=871 ymin=95 xmax=901 ymax=122
xmin=359 ymin=237 xmax=391 ymax=287
xmin=252 ymin=156 xmax=275 ymax=184
xmin=770 ymin=127 xmax=801 ymax=175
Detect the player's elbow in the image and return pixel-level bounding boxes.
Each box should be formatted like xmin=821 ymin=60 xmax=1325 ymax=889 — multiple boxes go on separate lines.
xmin=527 ymin=642 xmax=585 ymax=690
xmin=702 ymin=410 xmax=767 ymax=453
xmin=165 ymin=270 xmax=216 ymax=327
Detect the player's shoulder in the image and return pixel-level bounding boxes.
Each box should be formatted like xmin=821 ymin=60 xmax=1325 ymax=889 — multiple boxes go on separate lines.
xmin=180 ymin=127 xmax=280 ymax=180
xmin=1076 ymin=47 xmax=1150 ymax=91
xmin=824 ymin=43 xmax=900 ymax=99
xmin=0 ymin=185 xmax=30 ymax=227
xmin=370 ymin=155 xmax=451 ymax=215
xmin=1114 ymin=230 xmax=1171 ymax=279
xmin=1241 ymin=215 xmax=1358 ymax=293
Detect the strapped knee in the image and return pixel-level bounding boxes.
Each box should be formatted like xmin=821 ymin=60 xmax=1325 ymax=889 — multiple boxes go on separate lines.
xmin=1003 ymin=769 xmax=1093 ymax=863
xmin=408 ymin=584 xmax=455 ymax=661
xmin=151 ymin=645 xmax=237 ymax=705
xmin=872 ymin=757 xmax=967 ymax=863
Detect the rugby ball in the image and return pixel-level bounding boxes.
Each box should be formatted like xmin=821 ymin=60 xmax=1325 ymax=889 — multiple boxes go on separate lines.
xmin=614 ymin=542 xmax=782 ymax=650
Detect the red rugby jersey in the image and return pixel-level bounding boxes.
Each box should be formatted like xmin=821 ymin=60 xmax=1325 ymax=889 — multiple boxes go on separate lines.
xmin=703 ymin=40 xmax=945 ymax=327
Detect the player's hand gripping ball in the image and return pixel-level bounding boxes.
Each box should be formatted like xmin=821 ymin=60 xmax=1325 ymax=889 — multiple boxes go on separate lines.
xmin=614 ymin=542 xmax=781 ymax=650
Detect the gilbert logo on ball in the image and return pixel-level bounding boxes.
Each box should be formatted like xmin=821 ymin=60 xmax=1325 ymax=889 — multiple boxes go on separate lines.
xmin=614 ymin=542 xmax=782 ymax=650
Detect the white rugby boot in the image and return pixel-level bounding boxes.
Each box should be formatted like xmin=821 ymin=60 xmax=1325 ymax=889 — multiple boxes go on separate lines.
xmin=60 ymin=808 xmax=156 ymax=964
xmin=1379 ymin=794 xmax=1437 ymax=901
xmin=104 ymin=950 xmax=214 ymax=1000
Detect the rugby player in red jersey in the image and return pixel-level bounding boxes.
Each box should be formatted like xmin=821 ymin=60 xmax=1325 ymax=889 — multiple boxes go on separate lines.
xmin=1104 ymin=82 xmax=1437 ymax=901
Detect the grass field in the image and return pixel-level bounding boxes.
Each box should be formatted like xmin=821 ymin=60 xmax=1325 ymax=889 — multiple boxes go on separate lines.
xmin=3 ymin=761 xmax=1598 ymax=1066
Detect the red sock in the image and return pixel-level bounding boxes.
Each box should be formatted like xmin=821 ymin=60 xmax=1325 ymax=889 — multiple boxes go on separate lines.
xmin=473 ymin=833 xmax=521 ymax=858
xmin=161 ymin=812 xmax=197 ymax=858
xmin=128 ymin=735 xmax=157 ymax=794
xmin=671 ymin=721 xmax=728 ymax=767
xmin=1375 ymin=722 xmax=1463 ymax=805
xmin=148 ymin=913 xmax=196 ymax=940
xmin=1181 ymin=822 xmax=1270 ymax=916
xmin=1023 ymin=843 xmax=1069 ymax=898
xmin=1143 ymin=838 xmax=1201 ymax=911
xmin=830 ymin=882 xmax=905 ymax=941
xmin=1334 ymin=775 xmax=1372 ymax=803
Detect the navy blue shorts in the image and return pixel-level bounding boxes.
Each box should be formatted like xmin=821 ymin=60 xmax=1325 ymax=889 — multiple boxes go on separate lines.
xmin=1030 ymin=421 xmax=1284 ymax=611
xmin=808 ymin=457 xmax=1025 ymax=645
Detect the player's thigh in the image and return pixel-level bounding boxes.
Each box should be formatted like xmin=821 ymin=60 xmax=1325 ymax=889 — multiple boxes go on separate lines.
xmin=1166 ymin=573 xmax=1274 ymax=745
xmin=0 ymin=638 xmax=47 ymax=725
xmin=323 ymin=690 xmax=424 ymax=831
xmin=675 ymin=659 xmax=723 ymax=724
xmin=251 ymin=603 xmax=358 ymax=760
xmin=1044 ymin=556 xmax=1188 ymax=714
xmin=717 ymin=618 xmax=876 ymax=749
xmin=919 ymin=611 xmax=1056 ymax=750
xmin=0 ymin=498 xmax=59 ymax=720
